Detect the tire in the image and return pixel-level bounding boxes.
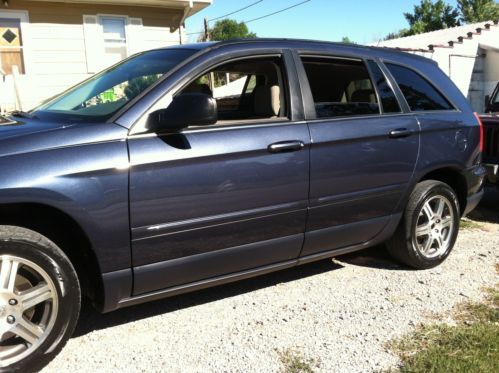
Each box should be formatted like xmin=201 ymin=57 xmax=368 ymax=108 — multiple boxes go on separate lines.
xmin=387 ymin=180 xmax=460 ymax=269
xmin=0 ymin=226 xmax=80 ymax=373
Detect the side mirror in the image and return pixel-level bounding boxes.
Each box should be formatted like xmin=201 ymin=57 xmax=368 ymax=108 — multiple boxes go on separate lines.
xmin=146 ymin=93 xmax=217 ymax=133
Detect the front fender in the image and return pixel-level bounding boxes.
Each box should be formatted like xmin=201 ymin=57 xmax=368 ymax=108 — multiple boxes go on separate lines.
xmin=0 ymin=139 xmax=130 ymax=273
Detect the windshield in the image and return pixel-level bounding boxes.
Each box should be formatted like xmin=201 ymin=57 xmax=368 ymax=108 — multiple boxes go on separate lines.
xmin=34 ymin=48 xmax=196 ymax=121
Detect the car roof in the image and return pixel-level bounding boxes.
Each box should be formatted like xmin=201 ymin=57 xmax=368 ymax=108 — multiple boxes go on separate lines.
xmin=164 ymin=38 xmax=434 ymax=64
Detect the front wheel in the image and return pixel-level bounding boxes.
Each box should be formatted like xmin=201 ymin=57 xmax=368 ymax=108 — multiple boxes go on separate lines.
xmin=387 ymin=180 xmax=460 ymax=269
xmin=0 ymin=226 xmax=80 ymax=372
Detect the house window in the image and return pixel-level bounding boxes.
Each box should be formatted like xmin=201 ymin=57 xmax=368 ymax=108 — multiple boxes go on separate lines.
xmin=101 ymin=17 xmax=127 ymax=67
xmin=0 ymin=18 xmax=25 ymax=75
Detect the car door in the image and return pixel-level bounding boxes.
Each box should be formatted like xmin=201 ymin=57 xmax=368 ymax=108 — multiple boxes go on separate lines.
xmin=128 ymin=51 xmax=310 ymax=295
xmin=293 ymin=53 xmax=420 ymax=256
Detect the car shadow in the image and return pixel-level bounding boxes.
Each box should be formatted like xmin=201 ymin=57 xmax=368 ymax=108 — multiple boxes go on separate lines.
xmin=336 ymin=245 xmax=407 ymax=270
xmin=73 ymin=258 xmax=344 ymax=338
xmin=73 ymin=243 xmax=413 ymax=339
xmin=466 ymin=186 xmax=499 ymax=224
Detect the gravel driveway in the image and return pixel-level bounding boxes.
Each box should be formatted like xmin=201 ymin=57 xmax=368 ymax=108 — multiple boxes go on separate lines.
xmin=42 ymin=188 xmax=499 ymax=373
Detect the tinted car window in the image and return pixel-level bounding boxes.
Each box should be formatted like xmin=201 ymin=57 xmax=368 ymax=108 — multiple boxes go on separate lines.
xmin=386 ymin=63 xmax=453 ymax=111
xmin=366 ymin=60 xmax=401 ymax=113
xmin=301 ymin=57 xmax=380 ymax=118
xmin=493 ymin=87 xmax=499 ymax=104
xmin=35 ymin=49 xmax=196 ymax=121
xmin=179 ymin=57 xmax=287 ymax=124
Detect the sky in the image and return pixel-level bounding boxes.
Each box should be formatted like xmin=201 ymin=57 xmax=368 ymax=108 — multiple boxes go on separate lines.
xmin=186 ymin=0 xmax=460 ymax=44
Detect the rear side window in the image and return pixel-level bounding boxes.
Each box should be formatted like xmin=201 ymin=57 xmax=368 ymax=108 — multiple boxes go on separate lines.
xmin=366 ymin=61 xmax=401 ymax=113
xmin=386 ymin=63 xmax=453 ymax=111
xmin=301 ymin=57 xmax=380 ymax=118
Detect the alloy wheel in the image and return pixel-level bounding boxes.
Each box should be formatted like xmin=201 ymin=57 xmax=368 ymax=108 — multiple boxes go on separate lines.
xmin=0 ymin=255 xmax=59 ymax=367
xmin=413 ymin=195 xmax=455 ymax=259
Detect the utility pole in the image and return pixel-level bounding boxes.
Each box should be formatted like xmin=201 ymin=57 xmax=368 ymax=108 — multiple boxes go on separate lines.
xmin=203 ymin=17 xmax=210 ymax=41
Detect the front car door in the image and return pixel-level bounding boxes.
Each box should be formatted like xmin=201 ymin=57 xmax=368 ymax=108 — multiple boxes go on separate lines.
xmin=293 ymin=50 xmax=420 ymax=256
xmin=127 ymin=49 xmax=311 ymax=295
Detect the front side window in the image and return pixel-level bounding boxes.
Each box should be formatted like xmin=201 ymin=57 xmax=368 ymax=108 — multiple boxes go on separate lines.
xmin=301 ymin=57 xmax=380 ymax=118
xmin=386 ymin=63 xmax=453 ymax=111
xmin=178 ymin=56 xmax=287 ymax=124
xmin=0 ymin=17 xmax=25 ymax=75
xmin=34 ymin=48 xmax=196 ymax=121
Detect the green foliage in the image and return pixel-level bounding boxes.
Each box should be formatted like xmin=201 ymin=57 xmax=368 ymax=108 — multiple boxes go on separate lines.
xmin=278 ymin=348 xmax=318 ymax=373
xmin=384 ymin=29 xmax=411 ymax=40
xmin=124 ymin=75 xmax=161 ymax=101
xmin=386 ymin=0 xmax=499 ymax=39
xmin=404 ymin=0 xmax=461 ymax=35
xmin=341 ymin=36 xmax=356 ymax=44
xmin=459 ymin=218 xmax=483 ymax=230
xmin=395 ymin=323 xmax=499 ymax=372
xmin=457 ymin=0 xmax=499 ymax=23
xmin=208 ymin=19 xmax=256 ymax=41
xmin=388 ymin=287 xmax=499 ymax=373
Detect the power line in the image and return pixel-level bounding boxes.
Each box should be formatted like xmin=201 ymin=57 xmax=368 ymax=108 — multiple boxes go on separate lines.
xmin=245 ymin=0 xmax=311 ymax=24
xmin=186 ymin=30 xmax=204 ymax=36
xmin=208 ymin=0 xmax=264 ymax=23
xmin=186 ymin=0 xmax=313 ymax=37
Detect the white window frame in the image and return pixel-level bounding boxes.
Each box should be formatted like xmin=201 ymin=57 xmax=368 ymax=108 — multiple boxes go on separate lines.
xmin=0 ymin=9 xmax=31 ymax=75
xmin=98 ymin=14 xmax=130 ymax=56
xmin=83 ymin=14 xmax=143 ymax=73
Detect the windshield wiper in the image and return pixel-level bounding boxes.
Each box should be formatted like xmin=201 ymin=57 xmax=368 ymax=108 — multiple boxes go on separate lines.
xmin=9 ymin=110 xmax=37 ymax=119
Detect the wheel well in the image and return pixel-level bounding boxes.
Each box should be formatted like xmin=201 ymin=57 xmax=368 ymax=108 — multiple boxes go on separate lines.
xmin=420 ymin=168 xmax=467 ymax=215
xmin=0 ymin=203 xmax=104 ymax=306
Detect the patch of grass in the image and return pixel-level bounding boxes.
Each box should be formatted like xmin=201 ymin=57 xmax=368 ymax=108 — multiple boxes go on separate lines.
xmin=459 ymin=218 xmax=483 ymax=230
xmin=278 ymin=348 xmax=318 ymax=373
xmin=388 ymin=287 xmax=499 ymax=373
xmin=455 ymin=287 xmax=499 ymax=324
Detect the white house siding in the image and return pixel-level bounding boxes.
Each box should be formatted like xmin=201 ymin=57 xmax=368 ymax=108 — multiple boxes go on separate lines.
xmin=1 ymin=0 xmax=188 ymax=111
xmin=29 ymin=22 xmax=90 ymax=106
xmin=377 ymin=21 xmax=499 ymax=112
xmin=483 ymin=46 xmax=499 ymax=98
xmin=213 ymin=77 xmax=247 ymax=99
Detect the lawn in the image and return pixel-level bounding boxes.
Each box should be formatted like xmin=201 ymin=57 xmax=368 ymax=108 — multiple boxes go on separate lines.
xmin=388 ymin=286 xmax=499 ymax=372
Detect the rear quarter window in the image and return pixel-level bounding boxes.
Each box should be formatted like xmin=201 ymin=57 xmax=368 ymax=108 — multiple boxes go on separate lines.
xmin=386 ymin=63 xmax=454 ymax=112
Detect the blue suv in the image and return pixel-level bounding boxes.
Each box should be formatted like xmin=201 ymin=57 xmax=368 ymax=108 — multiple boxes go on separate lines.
xmin=0 ymin=39 xmax=485 ymax=371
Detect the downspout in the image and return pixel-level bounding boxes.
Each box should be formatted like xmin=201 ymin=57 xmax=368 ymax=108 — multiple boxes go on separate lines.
xmin=178 ymin=0 xmax=193 ymax=45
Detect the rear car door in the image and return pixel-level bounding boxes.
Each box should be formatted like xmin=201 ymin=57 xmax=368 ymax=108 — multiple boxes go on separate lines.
xmin=293 ymin=53 xmax=420 ymax=256
xmin=128 ymin=51 xmax=310 ymax=295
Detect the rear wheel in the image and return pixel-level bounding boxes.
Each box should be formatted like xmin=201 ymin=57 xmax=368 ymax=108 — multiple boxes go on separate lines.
xmin=387 ymin=180 xmax=460 ymax=269
xmin=0 ymin=226 xmax=80 ymax=372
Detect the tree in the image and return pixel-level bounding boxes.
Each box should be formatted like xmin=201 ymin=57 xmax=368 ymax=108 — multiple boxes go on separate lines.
xmin=341 ymin=36 xmax=356 ymax=44
xmin=205 ymin=19 xmax=256 ymax=41
xmin=457 ymin=0 xmax=499 ymax=23
xmin=404 ymin=0 xmax=461 ymax=35
xmin=384 ymin=29 xmax=411 ymax=40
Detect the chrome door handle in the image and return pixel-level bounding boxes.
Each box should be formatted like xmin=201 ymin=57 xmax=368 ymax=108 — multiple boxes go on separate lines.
xmin=267 ymin=140 xmax=305 ymax=153
xmin=389 ymin=128 xmax=413 ymax=138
